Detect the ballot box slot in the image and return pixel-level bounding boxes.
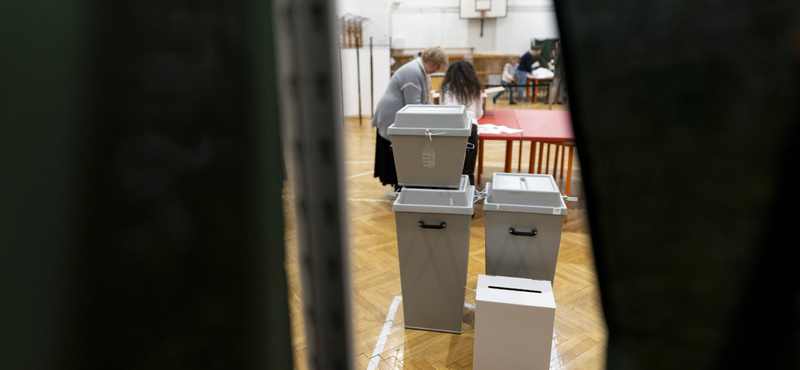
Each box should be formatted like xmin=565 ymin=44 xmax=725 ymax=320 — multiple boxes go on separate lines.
xmin=487 ymin=286 xmax=542 ymax=294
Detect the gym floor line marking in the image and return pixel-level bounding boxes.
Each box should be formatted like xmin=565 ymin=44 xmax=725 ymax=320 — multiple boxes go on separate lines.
xmin=367 ymin=295 xmax=476 ymax=370
xmin=346 ymin=171 xmax=374 ymax=180
xmin=367 ymin=296 xmax=402 ymax=370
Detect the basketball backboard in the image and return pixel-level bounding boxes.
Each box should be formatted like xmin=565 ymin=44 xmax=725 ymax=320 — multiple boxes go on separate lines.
xmin=460 ymin=0 xmax=508 ymax=19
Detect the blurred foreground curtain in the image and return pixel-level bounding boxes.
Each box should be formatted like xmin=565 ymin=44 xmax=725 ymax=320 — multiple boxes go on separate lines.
xmin=555 ymin=0 xmax=800 ymax=369
xmin=1 ymin=0 xmax=293 ymax=369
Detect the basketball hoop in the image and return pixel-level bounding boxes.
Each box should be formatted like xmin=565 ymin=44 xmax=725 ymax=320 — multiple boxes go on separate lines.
xmin=479 ymin=10 xmax=487 ymax=37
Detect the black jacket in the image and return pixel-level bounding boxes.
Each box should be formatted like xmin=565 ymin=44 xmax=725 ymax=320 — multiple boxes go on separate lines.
xmin=517 ymin=52 xmax=547 ymax=73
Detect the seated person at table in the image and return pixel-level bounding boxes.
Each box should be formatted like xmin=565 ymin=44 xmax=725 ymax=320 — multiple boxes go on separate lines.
xmin=440 ymin=61 xmax=483 ymax=185
xmin=494 ymin=56 xmax=518 ymax=105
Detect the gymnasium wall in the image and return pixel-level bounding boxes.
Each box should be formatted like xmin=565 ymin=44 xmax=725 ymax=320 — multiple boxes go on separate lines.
xmin=340 ymin=47 xmax=392 ymax=118
xmin=337 ymin=0 xmax=560 ymax=55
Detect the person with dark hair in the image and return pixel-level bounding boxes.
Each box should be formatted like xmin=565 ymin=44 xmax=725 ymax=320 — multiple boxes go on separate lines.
xmin=440 ymin=61 xmax=483 ymax=185
xmin=515 ymin=45 xmax=547 ymax=102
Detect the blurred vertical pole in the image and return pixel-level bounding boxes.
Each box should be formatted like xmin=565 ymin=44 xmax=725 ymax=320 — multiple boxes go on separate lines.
xmin=356 ymin=34 xmax=363 ymax=126
xmin=370 ymin=36 xmax=374 ymax=117
xmin=272 ymin=0 xmax=354 ymax=369
xmin=248 ymin=0 xmax=296 ymax=367
xmin=339 ymin=43 xmax=345 ymax=125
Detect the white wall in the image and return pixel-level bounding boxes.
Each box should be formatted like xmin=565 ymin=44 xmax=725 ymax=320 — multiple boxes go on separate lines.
xmin=390 ymin=0 xmax=558 ymax=54
xmin=336 ymin=0 xmax=392 ymax=46
xmin=335 ymin=0 xmax=557 ymax=117
xmin=340 ymin=48 xmax=391 ymax=117
xmin=336 ymin=0 xmax=558 ymax=54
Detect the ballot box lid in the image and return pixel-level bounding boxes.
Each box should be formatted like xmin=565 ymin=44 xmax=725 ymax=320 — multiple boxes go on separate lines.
xmin=393 ymin=175 xmax=475 ymax=215
xmin=491 ymin=173 xmax=561 ymax=205
xmin=388 ymin=104 xmax=471 ymax=137
xmin=476 ymin=274 xmax=555 ymax=309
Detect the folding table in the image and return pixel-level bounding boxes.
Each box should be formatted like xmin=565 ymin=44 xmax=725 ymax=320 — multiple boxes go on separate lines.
xmin=525 ymin=78 xmax=553 ymax=103
xmin=476 ymin=110 xmax=522 ymax=185
xmin=514 ymin=109 xmax=576 ymax=221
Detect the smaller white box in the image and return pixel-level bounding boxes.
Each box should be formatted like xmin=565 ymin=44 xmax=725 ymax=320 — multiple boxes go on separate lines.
xmin=473 ymin=275 xmax=555 ymax=370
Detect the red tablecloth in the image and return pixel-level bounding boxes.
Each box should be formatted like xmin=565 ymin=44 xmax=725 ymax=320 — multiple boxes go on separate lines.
xmin=477 ymin=109 xmax=522 ymax=140
xmin=514 ymin=110 xmax=573 ymax=142
xmin=476 ymin=110 xmax=522 ymax=184
xmin=473 ymin=109 xmax=577 ymax=222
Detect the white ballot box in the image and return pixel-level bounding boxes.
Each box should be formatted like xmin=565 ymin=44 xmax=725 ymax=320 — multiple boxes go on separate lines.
xmin=473 ymin=274 xmax=555 ymax=370
xmin=483 ymin=173 xmax=568 ymax=281
xmin=392 ymin=175 xmax=475 ymax=333
xmin=388 ymin=105 xmax=470 ymax=189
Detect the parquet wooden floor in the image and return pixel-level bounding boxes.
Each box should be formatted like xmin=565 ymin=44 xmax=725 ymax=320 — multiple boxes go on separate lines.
xmin=283 ymin=101 xmax=606 ymax=370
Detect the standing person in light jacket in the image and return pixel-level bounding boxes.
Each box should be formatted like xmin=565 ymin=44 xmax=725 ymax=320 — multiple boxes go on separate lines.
xmin=493 ymin=56 xmax=518 ymax=105
xmin=440 ymin=61 xmax=483 ymax=186
xmin=515 ymin=45 xmax=547 ymax=102
xmin=550 ymin=41 xmax=567 ymax=105
xmin=372 ymin=46 xmax=448 ymax=190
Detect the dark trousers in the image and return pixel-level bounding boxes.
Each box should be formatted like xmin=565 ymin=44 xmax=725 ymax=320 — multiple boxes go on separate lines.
xmin=462 ymin=124 xmax=479 ymax=186
xmin=374 ymin=130 xmax=398 ymax=187
xmin=493 ymin=80 xmax=515 ymax=103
